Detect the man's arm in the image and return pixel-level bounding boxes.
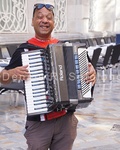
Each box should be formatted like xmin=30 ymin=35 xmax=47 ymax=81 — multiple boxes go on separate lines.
xmin=0 ymin=65 xmax=29 ymax=84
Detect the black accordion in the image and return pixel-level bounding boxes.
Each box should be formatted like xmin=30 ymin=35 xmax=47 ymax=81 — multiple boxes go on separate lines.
xmin=21 ymin=43 xmax=93 ymax=116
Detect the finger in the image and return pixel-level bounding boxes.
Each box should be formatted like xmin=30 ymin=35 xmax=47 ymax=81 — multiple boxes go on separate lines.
xmin=23 ymin=65 xmax=28 ymax=68
xmin=84 ymin=72 xmax=96 ymax=85
xmin=19 ymin=67 xmax=29 ymax=72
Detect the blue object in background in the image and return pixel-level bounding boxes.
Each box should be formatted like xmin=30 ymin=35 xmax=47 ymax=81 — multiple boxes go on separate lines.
xmin=116 ymin=34 xmax=120 ymax=44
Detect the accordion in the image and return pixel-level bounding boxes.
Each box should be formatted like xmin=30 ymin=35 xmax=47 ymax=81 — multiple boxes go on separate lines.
xmin=21 ymin=43 xmax=93 ymax=116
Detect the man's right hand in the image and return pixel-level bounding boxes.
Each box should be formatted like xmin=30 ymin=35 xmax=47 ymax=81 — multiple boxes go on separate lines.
xmin=0 ymin=65 xmax=29 ymax=84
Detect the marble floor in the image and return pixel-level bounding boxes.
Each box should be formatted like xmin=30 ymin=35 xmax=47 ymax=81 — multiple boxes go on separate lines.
xmin=0 ymin=68 xmax=120 ymax=150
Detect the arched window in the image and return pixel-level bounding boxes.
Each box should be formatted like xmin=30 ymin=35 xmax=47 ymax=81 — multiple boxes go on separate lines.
xmin=54 ymin=0 xmax=67 ymax=32
xmin=0 ymin=0 xmax=27 ymax=33
xmin=89 ymin=0 xmax=116 ymax=32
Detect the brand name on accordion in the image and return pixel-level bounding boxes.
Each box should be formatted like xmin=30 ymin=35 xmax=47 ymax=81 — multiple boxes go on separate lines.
xmin=58 ymin=65 xmax=64 ymax=81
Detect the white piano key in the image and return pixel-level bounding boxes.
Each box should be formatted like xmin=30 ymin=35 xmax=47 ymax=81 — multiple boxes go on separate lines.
xmin=29 ymin=64 xmax=43 ymax=68
xmin=26 ymin=76 xmax=45 ymax=82
xmin=26 ymin=95 xmax=46 ymax=100
xmin=28 ymin=55 xmax=42 ymax=59
xmin=28 ymin=52 xmax=42 ymax=56
xmin=29 ymin=67 xmax=43 ymax=72
xmin=27 ymin=99 xmax=46 ymax=104
xmin=33 ymin=95 xmax=46 ymax=99
xmin=29 ymin=59 xmax=42 ymax=62
xmin=28 ymin=107 xmax=47 ymax=111
xmin=29 ymin=62 xmax=42 ymax=67
xmin=27 ymin=100 xmax=47 ymax=106
xmin=31 ymin=76 xmax=44 ymax=80
xmin=25 ymin=90 xmax=46 ymax=98
xmin=27 ymin=101 xmax=47 ymax=106
xmin=32 ymin=91 xmax=46 ymax=95
xmin=30 ymin=72 xmax=44 ymax=77
xmin=27 ymin=108 xmax=48 ymax=114
xmin=31 ymin=81 xmax=45 ymax=85
xmin=30 ymin=80 xmax=44 ymax=84
xmin=27 ymin=103 xmax=47 ymax=108
xmin=26 ymin=87 xmax=45 ymax=93
xmin=32 ymin=93 xmax=46 ymax=97
xmin=31 ymin=85 xmax=45 ymax=89
xmin=28 ymin=51 xmax=42 ymax=56
xmin=32 ymin=89 xmax=46 ymax=93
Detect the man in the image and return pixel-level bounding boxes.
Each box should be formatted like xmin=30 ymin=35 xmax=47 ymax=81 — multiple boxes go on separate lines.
xmin=0 ymin=3 xmax=96 ymax=150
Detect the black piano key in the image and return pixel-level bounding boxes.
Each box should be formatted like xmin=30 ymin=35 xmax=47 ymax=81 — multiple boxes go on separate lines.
xmin=29 ymin=56 xmax=42 ymax=60
xmin=30 ymin=69 xmax=43 ymax=72
xmin=32 ymin=83 xmax=45 ymax=87
xmin=28 ymin=52 xmax=43 ymax=57
xmin=30 ymin=64 xmax=42 ymax=67
xmin=33 ymin=95 xmax=46 ymax=99
xmin=31 ymin=80 xmax=44 ymax=84
xmin=31 ymin=75 xmax=44 ymax=79
xmin=31 ymin=72 xmax=43 ymax=76
xmin=33 ymin=94 xmax=46 ymax=98
xmin=29 ymin=61 xmax=42 ymax=65
xmin=32 ymin=88 xmax=45 ymax=91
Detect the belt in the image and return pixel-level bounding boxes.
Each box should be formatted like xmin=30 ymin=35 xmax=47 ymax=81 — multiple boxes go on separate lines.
xmin=27 ymin=114 xmax=46 ymax=121
xmin=27 ymin=109 xmax=67 ymax=122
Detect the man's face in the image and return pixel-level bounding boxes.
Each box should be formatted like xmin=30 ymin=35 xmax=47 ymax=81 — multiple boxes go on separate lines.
xmin=32 ymin=7 xmax=54 ymax=39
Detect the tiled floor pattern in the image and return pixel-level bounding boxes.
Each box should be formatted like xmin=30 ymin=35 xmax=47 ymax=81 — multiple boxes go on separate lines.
xmin=0 ymin=69 xmax=120 ymax=149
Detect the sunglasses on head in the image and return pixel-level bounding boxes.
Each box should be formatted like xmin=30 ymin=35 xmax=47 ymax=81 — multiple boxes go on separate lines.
xmin=33 ymin=3 xmax=54 ymax=12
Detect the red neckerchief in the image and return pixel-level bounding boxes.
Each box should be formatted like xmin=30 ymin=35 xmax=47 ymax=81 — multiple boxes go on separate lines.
xmin=27 ymin=37 xmax=59 ymax=48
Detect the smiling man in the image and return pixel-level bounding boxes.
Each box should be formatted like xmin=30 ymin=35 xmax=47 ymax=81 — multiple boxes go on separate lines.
xmin=27 ymin=3 xmax=58 ymax=48
xmin=0 ymin=3 xmax=96 ymax=150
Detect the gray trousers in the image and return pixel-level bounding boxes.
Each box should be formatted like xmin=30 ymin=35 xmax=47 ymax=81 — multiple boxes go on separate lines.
xmin=24 ymin=112 xmax=78 ymax=150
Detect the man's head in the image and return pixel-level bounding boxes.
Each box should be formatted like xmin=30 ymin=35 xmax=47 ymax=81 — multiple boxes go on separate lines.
xmin=32 ymin=3 xmax=55 ymax=40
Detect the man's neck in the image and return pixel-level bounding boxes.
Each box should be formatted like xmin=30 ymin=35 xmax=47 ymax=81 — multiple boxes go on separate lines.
xmin=35 ymin=35 xmax=52 ymax=41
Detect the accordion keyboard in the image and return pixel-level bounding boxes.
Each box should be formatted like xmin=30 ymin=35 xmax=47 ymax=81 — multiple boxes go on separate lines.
xmin=22 ymin=50 xmax=55 ymax=115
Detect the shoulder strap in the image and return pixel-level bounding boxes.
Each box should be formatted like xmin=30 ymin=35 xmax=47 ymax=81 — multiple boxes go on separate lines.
xmin=18 ymin=42 xmax=42 ymax=50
